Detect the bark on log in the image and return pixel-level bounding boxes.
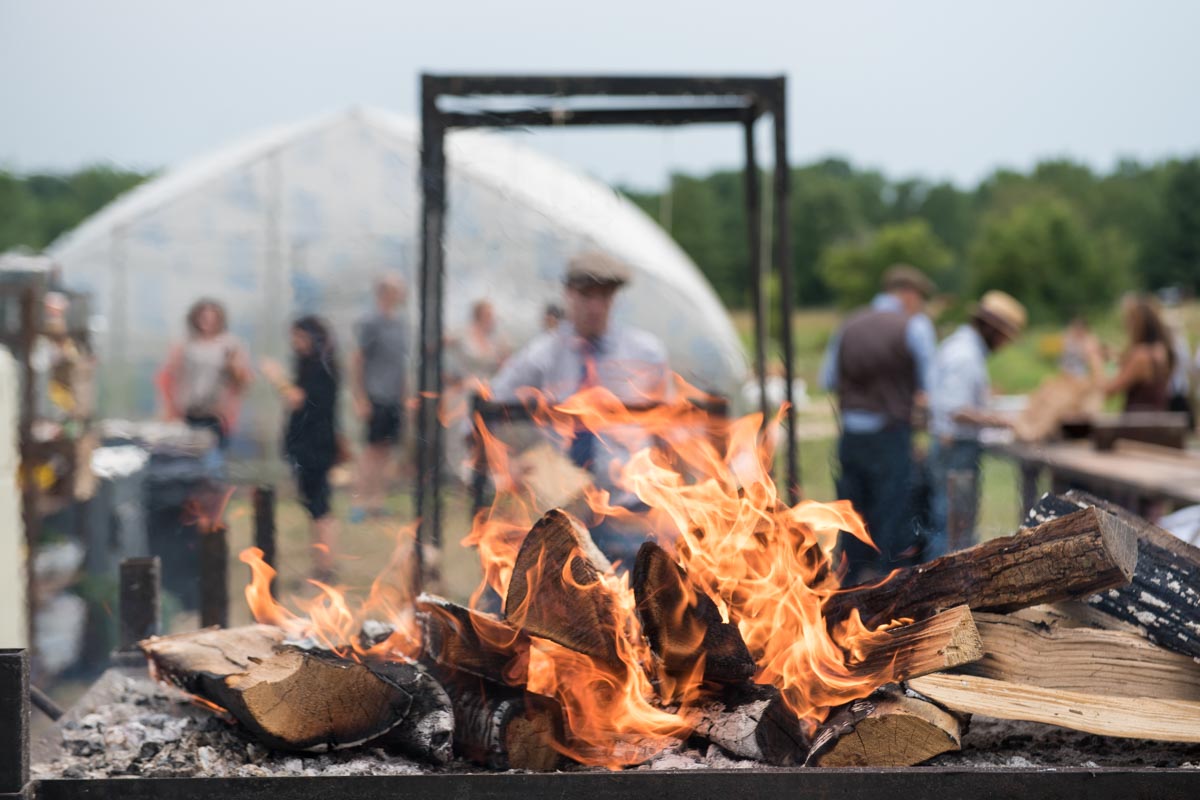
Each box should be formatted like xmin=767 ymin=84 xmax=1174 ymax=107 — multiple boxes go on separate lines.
xmin=417 ymin=593 xmax=530 ymax=685
xmin=962 ymin=611 xmax=1200 ymax=701
xmin=824 ymin=507 xmax=1138 ymax=629
xmin=438 ymin=673 xmax=563 ymax=771
xmin=805 ymin=686 xmax=964 ymax=767
xmin=908 ymin=673 xmax=1200 ymax=742
xmin=1025 ymin=491 xmax=1200 ymax=660
xmin=682 ymin=683 xmax=809 ymax=765
xmin=140 ymin=625 xmax=453 ymax=762
xmin=844 ymin=605 xmax=983 ymax=681
xmin=504 ymin=508 xmax=622 ymax=666
xmin=632 ymin=541 xmax=756 ymax=687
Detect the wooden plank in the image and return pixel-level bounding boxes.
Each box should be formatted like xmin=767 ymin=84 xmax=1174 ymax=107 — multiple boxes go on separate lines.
xmin=908 ymin=673 xmax=1200 ymax=743
xmin=824 ymin=507 xmax=1138 ymax=629
xmin=966 ymin=612 xmax=1200 ymax=701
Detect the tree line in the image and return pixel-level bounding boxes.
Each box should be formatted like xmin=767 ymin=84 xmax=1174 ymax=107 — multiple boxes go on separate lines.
xmin=3 ymin=157 xmax=1198 ymax=322
xmin=624 ymin=156 xmax=1200 ymax=321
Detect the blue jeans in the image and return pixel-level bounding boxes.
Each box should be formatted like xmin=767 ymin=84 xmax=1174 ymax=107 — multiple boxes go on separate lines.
xmin=835 ymin=426 xmax=916 ymax=584
xmin=926 ymin=438 xmax=982 ymax=559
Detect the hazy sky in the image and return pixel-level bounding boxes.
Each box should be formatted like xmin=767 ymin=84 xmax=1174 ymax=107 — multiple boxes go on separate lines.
xmin=3 ymin=0 xmax=1198 ymax=189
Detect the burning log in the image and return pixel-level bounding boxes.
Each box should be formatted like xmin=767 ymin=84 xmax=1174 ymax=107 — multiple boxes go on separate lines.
xmin=139 ymin=625 xmax=453 ymax=762
xmin=805 ymin=686 xmax=964 ymax=767
xmin=503 ymin=508 xmax=623 ymax=667
xmin=844 ymin=605 xmax=983 ymax=681
xmin=438 ymin=675 xmax=563 ymax=771
xmin=632 ymin=541 xmax=756 ymax=686
xmin=907 ymin=673 xmax=1200 ymax=743
xmin=824 ymin=507 xmax=1138 ymax=629
xmin=417 ymin=594 xmax=530 ymax=685
xmin=1026 ymin=492 xmax=1200 ymax=660
xmin=682 ymin=682 xmax=809 ymax=765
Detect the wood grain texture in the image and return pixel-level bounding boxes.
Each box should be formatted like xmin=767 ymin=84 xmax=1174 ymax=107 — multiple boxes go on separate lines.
xmin=845 ymin=605 xmax=983 ymax=682
xmin=806 ymin=687 xmax=963 ymax=767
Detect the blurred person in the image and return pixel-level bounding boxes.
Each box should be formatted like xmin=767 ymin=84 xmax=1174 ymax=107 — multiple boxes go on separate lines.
xmin=350 ymin=276 xmax=409 ymax=523
xmin=448 ymin=299 xmax=511 ymax=384
xmin=543 ymin=303 xmax=565 ymax=332
xmin=926 ymin=291 xmax=1028 ymax=558
xmin=262 ymin=316 xmax=341 ymax=582
xmin=1059 ymin=314 xmax=1103 ymax=378
xmin=1165 ymin=311 xmax=1194 ymax=428
xmin=819 ymin=264 xmax=937 ymax=585
xmin=158 ymin=299 xmax=252 ymax=449
xmin=1101 ymin=294 xmax=1176 ymax=412
xmin=490 ymin=250 xmax=669 ymax=567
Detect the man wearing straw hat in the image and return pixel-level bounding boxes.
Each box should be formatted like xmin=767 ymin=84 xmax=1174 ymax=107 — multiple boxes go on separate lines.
xmin=927 ymin=290 xmax=1028 ymax=558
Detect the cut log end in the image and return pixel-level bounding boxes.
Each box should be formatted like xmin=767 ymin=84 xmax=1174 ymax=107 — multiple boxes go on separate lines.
xmin=806 ymin=688 xmax=963 ymax=767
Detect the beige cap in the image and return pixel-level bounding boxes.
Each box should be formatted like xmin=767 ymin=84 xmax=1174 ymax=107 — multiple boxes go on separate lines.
xmin=882 ymin=263 xmax=935 ymax=298
xmin=973 ymin=290 xmax=1028 ymax=340
xmin=564 ymin=250 xmax=632 ymax=290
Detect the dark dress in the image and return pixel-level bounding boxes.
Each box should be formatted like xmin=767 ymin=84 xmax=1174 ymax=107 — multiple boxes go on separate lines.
xmin=1124 ymin=348 xmax=1171 ymax=413
xmin=285 ymin=355 xmax=339 ymax=519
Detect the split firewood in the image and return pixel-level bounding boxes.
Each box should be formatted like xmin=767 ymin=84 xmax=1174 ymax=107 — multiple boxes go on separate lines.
xmin=824 ymin=507 xmax=1138 ymax=629
xmin=140 ymin=625 xmax=453 ymax=762
xmin=907 ymin=673 xmax=1200 ymax=743
xmin=1026 ymin=491 xmax=1200 ymax=660
xmin=417 ymin=593 xmax=530 ymax=685
xmin=682 ymin=682 xmax=809 ymax=765
xmin=844 ymin=605 xmax=983 ymax=681
xmin=437 ymin=673 xmax=563 ymax=771
xmin=632 ymin=541 xmax=756 ymax=687
xmin=805 ymin=685 xmax=964 ymax=767
xmin=504 ymin=508 xmax=622 ymax=667
xmin=961 ymin=611 xmax=1200 ymax=702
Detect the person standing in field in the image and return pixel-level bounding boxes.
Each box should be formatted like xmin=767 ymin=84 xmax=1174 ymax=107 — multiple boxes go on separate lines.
xmin=819 ymin=265 xmax=937 ymax=586
xmin=349 ymin=276 xmax=409 ymax=523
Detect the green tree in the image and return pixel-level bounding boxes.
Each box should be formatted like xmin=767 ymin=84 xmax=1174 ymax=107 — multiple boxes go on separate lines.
xmin=967 ymin=198 xmax=1132 ymax=322
xmin=818 ymin=219 xmax=955 ymax=308
xmin=1150 ymin=158 xmax=1200 ymax=292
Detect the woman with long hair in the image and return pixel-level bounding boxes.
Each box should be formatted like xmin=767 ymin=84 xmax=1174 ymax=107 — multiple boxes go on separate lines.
xmin=262 ymin=316 xmax=341 ymax=581
xmin=1104 ymin=294 xmax=1176 ymax=412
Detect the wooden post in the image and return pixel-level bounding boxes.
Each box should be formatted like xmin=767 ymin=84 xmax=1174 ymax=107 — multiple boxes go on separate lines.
xmin=198 ymin=524 xmax=229 ymax=629
xmin=1019 ymin=462 xmax=1041 ymax=518
xmin=0 ymin=649 xmax=30 ymax=796
xmin=118 ymin=557 xmax=161 ymax=651
xmin=252 ymin=485 xmax=277 ymax=595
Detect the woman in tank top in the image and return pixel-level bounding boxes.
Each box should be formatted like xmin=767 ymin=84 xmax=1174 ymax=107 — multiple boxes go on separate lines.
xmin=1103 ymin=294 xmax=1176 ymax=412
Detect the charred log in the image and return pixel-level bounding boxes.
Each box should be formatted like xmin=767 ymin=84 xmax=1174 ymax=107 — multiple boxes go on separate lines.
xmin=682 ymin=682 xmax=809 ymax=765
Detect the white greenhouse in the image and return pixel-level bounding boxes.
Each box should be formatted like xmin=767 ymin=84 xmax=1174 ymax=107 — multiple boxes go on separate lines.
xmin=49 ymin=107 xmax=748 ymax=446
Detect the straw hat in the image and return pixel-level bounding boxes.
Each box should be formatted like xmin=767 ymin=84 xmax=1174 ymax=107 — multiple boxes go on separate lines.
xmin=881 ymin=263 xmax=935 ymax=299
xmin=564 ymin=251 xmax=632 ymax=290
xmin=972 ymin=290 xmax=1028 ymax=340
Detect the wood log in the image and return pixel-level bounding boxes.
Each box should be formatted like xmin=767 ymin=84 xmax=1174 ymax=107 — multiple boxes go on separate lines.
xmin=907 ymin=673 xmax=1200 ymax=743
xmin=504 ymin=508 xmax=622 ymax=666
xmin=844 ymin=605 xmax=983 ymax=681
xmin=682 ymin=682 xmax=809 ymax=765
xmin=805 ymin=686 xmax=964 ymax=767
xmin=417 ymin=593 xmax=530 ymax=685
xmin=437 ymin=673 xmax=563 ymax=771
xmin=632 ymin=541 xmax=756 ymax=687
xmin=961 ymin=611 xmax=1200 ymax=702
xmin=140 ymin=625 xmax=453 ymax=762
xmin=824 ymin=507 xmax=1138 ymax=629
xmin=1025 ymin=491 xmax=1200 ymax=660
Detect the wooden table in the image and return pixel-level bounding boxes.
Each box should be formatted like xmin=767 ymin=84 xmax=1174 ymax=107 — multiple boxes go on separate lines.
xmin=989 ymin=438 xmax=1200 ymax=518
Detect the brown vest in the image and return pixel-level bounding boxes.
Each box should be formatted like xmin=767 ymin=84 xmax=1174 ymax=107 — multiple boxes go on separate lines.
xmin=836 ymin=306 xmax=916 ymax=428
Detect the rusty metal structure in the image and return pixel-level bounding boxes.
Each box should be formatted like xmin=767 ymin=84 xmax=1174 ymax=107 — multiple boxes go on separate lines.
xmin=416 ymin=74 xmax=800 ymax=571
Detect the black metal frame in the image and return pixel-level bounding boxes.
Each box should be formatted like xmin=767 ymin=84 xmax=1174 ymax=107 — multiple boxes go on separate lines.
xmin=416 ymin=74 xmax=800 ymax=582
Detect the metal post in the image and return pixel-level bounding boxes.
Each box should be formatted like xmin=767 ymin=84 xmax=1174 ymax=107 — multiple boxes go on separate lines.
xmin=770 ymin=78 xmax=800 ymax=502
xmin=17 ymin=287 xmax=38 ymax=658
xmin=415 ymin=76 xmax=448 ymax=590
xmin=198 ymin=524 xmax=229 ymax=629
xmin=1019 ymin=463 xmax=1040 ymax=519
xmin=945 ymin=469 xmax=977 ymax=553
xmin=253 ymin=485 xmax=277 ymax=594
xmin=118 ymin=557 xmax=161 ymax=651
xmin=0 ymin=649 xmax=30 ymax=797
xmin=743 ymin=113 xmax=769 ymax=427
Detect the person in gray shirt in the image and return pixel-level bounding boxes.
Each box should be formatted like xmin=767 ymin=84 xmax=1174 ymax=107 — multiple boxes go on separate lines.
xmin=350 ymin=276 xmax=409 ymax=522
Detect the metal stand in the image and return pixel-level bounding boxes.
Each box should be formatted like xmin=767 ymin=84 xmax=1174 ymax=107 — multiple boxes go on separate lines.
xmin=0 ymin=649 xmax=30 ymax=799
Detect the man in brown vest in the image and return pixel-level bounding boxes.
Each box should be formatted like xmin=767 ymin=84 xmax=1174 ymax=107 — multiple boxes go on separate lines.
xmin=819 ymin=265 xmax=936 ymax=585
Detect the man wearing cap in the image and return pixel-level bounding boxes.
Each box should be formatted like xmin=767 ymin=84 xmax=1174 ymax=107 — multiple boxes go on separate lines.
xmin=490 ymin=250 xmax=669 ymax=566
xmin=820 ymin=264 xmax=937 ymax=585
xmin=926 ymin=290 xmax=1027 ymax=557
